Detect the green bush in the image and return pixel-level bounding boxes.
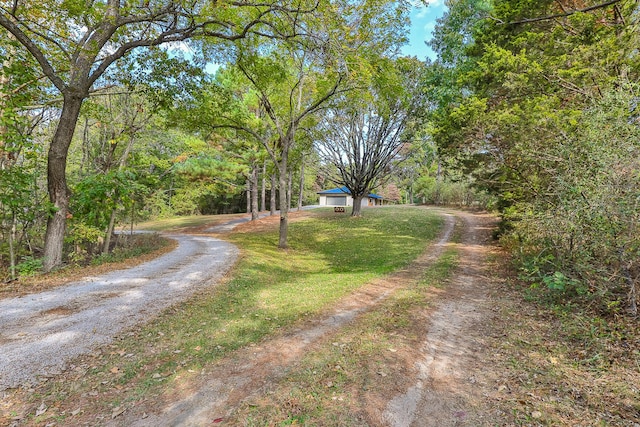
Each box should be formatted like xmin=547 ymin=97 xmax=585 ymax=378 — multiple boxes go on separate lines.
xmin=16 ymin=257 xmax=44 ymax=277
xmin=505 ymin=86 xmax=640 ymax=315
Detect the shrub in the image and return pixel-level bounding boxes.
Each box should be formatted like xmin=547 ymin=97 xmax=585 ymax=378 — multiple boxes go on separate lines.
xmin=505 ymin=86 xmax=640 ymax=316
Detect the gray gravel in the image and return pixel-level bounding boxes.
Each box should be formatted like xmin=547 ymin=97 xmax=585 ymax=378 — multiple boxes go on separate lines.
xmin=0 ymin=234 xmax=238 ymax=390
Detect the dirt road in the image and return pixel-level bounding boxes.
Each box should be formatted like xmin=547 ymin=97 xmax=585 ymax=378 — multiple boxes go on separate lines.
xmin=382 ymin=210 xmax=496 ymax=426
xmin=105 ymin=208 xmax=498 ymax=426
xmin=0 ymin=234 xmax=238 ymax=391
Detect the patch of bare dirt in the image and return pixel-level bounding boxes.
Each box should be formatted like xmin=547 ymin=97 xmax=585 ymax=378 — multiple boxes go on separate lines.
xmin=224 ymin=210 xmax=315 ymax=235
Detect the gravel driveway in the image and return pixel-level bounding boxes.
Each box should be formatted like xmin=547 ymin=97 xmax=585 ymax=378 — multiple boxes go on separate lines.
xmin=0 ymin=233 xmax=238 ymax=391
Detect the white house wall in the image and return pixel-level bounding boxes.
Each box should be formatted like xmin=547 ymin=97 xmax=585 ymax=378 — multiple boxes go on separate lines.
xmin=319 ymin=194 xmax=380 ymax=207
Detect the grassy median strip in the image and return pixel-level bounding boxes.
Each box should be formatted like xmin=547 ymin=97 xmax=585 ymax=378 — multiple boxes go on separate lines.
xmin=17 ymin=207 xmax=444 ymax=424
xmin=232 ymin=245 xmax=461 ymax=425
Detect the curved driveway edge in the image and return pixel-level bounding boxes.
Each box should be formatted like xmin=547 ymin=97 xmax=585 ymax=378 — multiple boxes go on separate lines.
xmin=0 ymin=234 xmax=238 ymax=390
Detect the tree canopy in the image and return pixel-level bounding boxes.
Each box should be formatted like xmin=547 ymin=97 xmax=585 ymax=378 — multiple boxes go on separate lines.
xmin=426 ymin=0 xmax=639 ymax=314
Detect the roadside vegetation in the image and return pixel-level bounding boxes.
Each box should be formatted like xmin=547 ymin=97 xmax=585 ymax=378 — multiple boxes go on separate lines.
xmin=485 ymin=269 xmax=640 ymax=425
xmin=428 ymin=1 xmax=640 ymax=318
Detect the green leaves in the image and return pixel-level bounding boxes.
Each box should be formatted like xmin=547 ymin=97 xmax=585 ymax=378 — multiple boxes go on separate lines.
xmin=426 ymin=1 xmax=640 ymax=312
xmin=71 ymin=170 xmax=139 ymax=231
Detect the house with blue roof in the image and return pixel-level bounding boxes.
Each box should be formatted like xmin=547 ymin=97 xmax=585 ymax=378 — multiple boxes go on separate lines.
xmin=317 ymin=186 xmax=383 ymax=208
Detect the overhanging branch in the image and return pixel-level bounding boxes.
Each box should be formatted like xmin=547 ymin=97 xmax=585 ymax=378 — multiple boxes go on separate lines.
xmin=501 ymin=0 xmax=621 ymax=25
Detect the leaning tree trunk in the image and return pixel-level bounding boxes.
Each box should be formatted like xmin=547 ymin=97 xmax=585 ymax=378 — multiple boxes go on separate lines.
xmin=43 ymin=93 xmax=84 ymax=272
xmin=351 ymin=195 xmax=364 ymax=217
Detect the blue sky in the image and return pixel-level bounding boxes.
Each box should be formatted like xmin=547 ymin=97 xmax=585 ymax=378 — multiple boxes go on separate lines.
xmin=401 ymin=0 xmax=447 ymax=60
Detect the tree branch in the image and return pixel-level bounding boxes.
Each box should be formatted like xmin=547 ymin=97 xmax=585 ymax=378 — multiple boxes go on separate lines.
xmin=0 ymin=11 xmax=66 ymax=91
xmin=503 ymin=0 xmax=621 ymax=25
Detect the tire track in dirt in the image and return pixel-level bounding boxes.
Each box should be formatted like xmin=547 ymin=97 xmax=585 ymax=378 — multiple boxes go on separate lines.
xmin=109 ymin=211 xmax=459 ymax=426
xmin=383 ymin=210 xmax=497 ymax=426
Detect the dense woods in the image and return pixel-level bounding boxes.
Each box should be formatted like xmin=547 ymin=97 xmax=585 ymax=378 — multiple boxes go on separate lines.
xmin=1 ymin=0 xmax=638 ymax=316
xmin=427 ymin=0 xmax=639 ymax=316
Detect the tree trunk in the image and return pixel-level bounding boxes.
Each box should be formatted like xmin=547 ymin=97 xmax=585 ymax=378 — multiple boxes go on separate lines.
xmin=261 ymin=161 xmax=266 ymax=212
xmin=8 ymin=213 xmax=16 ymax=280
xmin=351 ymin=195 xmax=364 ymax=217
xmin=43 ymin=93 xmax=84 ymax=272
xmin=278 ymin=153 xmax=289 ymax=249
xmin=297 ymin=155 xmax=305 ymax=211
xmin=251 ymin=164 xmax=259 ymax=220
xmin=103 ymin=135 xmax=136 ymax=255
xmin=0 ymin=36 xmax=14 ymax=169
xmin=246 ymin=177 xmax=251 ymax=214
xmin=103 ymin=209 xmax=117 ymax=255
xmin=287 ymin=170 xmax=293 ymax=210
xmin=270 ymin=172 xmax=277 ymax=216
xmin=80 ymin=117 xmax=89 ymax=174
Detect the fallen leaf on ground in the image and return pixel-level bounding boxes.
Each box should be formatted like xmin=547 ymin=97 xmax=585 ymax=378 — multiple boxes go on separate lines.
xmin=35 ymin=402 xmax=47 ymax=417
xmin=112 ymin=406 xmax=125 ymax=419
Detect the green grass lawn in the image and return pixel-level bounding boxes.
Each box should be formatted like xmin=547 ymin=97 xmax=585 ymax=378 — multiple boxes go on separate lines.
xmin=233 ymin=244 xmax=461 ymax=425
xmin=130 ymin=207 xmax=444 ymax=383
xmin=133 ymin=212 xmax=246 ymax=231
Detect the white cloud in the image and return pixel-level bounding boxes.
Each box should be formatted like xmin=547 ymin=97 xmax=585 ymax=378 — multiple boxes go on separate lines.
xmin=423 ymin=21 xmax=436 ymax=33
xmin=415 ymin=0 xmax=445 ymax=19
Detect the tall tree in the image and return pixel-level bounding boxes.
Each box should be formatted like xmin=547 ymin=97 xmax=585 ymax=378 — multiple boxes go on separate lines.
xmin=0 ymin=0 xmax=310 ymax=271
xmin=233 ymin=48 xmax=342 ymax=247
xmin=226 ymin=0 xmax=410 ymax=243
xmin=188 ymin=22 xmax=345 ymax=246
xmin=316 ymin=57 xmax=423 ymax=216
